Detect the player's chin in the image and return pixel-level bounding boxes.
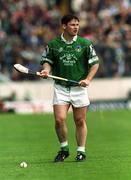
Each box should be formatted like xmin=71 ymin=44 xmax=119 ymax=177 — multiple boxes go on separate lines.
xmin=71 ymin=33 xmax=77 ymax=37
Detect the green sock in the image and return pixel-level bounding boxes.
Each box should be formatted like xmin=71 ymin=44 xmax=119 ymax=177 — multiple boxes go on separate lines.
xmin=77 ymin=147 xmax=85 ymax=154
xmin=61 ymin=145 xmax=69 ymax=152
xmin=77 ymin=151 xmax=85 ymax=155
xmin=60 ymin=141 xmax=69 ymax=151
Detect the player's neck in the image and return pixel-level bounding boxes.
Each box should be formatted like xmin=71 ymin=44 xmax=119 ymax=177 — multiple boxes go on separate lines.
xmin=63 ymin=33 xmax=75 ymax=42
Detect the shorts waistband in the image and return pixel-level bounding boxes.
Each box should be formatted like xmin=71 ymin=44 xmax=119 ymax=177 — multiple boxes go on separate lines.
xmin=55 ymin=83 xmax=79 ymax=88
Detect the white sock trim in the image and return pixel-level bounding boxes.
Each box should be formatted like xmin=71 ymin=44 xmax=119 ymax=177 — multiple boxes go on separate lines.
xmin=60 ymin=141 xmax=68 ymax=147
xmin=77 ymin=146 xmax=85 ymax=152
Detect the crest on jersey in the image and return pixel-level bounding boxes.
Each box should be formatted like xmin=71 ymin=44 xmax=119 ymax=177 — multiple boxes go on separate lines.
xmin=75 ymin=45 xmax=82 ymax=52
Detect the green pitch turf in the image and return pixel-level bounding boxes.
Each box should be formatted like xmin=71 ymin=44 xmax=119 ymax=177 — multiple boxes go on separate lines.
xmin=0 ymin=109 xmax=131 ymax=180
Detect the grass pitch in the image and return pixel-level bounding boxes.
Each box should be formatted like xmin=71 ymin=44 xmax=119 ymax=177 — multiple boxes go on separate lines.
xmin=0 ymin=109 xmax=131 ymax=180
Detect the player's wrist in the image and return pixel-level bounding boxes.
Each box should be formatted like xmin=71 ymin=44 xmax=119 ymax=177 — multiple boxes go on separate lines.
xmin=86 ymin=77 xmax=91 ymax=82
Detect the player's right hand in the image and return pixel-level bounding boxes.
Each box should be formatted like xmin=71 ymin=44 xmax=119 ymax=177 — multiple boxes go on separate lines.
xmin=40 ymin=69 xmax=49 ymax=78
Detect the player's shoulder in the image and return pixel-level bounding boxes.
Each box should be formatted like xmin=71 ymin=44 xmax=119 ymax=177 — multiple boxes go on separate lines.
xmin=48 ymin=36 xmax=61 ymax=46
xmin=77 ymin=36 xmax=92 ymax=45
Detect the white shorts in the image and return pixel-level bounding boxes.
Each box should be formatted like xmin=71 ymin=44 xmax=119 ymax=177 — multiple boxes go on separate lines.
xmin=53 ymin=84 xmax=90 ymax=108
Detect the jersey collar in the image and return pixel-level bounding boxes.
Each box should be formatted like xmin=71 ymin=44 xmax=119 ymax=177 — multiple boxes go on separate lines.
xmin=61 ymin=33 xmax=77 ymax=44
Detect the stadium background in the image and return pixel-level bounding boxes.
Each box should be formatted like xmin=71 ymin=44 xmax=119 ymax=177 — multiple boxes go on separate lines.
xmin=0 ymin=0 xmax=131 ymax=113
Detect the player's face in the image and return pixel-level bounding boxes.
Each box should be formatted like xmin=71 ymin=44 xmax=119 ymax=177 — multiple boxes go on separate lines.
xmin=63 ymin=19 xmax=79 ymax=36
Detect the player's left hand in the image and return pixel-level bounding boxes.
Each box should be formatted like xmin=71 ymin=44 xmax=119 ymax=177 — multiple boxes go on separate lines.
xmin=79 ymin=79 xmax=90 ymax=87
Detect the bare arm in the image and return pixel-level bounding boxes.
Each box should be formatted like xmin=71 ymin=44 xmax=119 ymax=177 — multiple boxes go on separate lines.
xmin=40 ymin=63 xmax=52 ymax=78
xmin=79 ymin=63 xmax=99 ymax=87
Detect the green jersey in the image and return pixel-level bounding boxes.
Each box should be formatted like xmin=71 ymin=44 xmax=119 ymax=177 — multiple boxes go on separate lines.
xmin=41 ymin=35 xmax=99 ymax=86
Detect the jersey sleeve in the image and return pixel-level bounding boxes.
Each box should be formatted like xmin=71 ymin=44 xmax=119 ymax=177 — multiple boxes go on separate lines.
xmin=88 ymin=43 xmax=99 ymax=67
xmin=40 ymin=44 xmax=54 ymax=66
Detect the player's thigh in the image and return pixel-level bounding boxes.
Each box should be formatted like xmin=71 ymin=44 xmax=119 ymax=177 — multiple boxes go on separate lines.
xmin=53 ymin=104 xmax=70 ymax=122
xmin=72 ymin=106 xmax=87 ymax=123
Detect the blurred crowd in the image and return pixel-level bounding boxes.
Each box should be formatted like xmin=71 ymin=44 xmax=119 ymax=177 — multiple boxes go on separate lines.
xmin=0 ymin=0 xmax=131 ymax=81
xmin=76 ymin=0 xmax=131 ymax=77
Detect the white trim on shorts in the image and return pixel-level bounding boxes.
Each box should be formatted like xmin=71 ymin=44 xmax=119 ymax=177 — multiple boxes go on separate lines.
xmin=53 ymin=84 xmax=90 ymax=108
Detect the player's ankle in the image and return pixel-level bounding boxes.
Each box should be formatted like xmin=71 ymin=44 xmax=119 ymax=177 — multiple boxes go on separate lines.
xmin=77 ymin=146 xmax=85 ymax=153
xmin=60 ymin=141 xmax=69 ymax=151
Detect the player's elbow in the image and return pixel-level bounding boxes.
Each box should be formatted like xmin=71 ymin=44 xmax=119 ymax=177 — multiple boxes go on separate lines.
xmin=91 ymin=63 xmax=99 ymax=71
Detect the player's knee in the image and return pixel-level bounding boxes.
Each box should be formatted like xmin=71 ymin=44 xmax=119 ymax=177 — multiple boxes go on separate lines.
xmin=55 ymin=116 xmax=66 ymax=127
xmin=75 ymin=117 xmax=86 ymax=127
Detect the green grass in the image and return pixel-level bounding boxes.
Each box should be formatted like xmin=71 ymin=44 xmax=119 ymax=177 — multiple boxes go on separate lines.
xmin=0 ymin=109 xmax=131 ymax=180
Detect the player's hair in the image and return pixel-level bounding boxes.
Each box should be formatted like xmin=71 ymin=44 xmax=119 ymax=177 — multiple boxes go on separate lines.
xmin=61 ymin=14 xmax=79 ymax=25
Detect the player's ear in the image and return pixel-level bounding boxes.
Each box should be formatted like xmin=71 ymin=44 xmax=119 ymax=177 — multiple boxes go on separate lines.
xmin=62 ymin=24 xmax=66 ymax=30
